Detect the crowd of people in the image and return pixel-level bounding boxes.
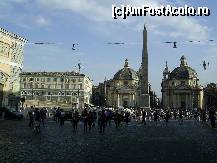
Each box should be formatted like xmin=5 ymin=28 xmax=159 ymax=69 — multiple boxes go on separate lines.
xmin=27 ymin=106 xmax=47 ymax=132
xmin=26 ymin=106 xmax=217 ymax=134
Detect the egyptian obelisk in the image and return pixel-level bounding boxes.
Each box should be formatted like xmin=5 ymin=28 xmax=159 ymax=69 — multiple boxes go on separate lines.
xmin=139 ymin=25 xmax=150 ymax=109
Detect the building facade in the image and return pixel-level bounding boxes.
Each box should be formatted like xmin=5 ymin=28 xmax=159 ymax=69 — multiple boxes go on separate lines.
xmin=105 ymin=59 xmax=139 ymax=108
xmin=0 ymin=27 xmax=27 ymax=108
xmin=204 ymin=83 xmax=217 ymax=110
xmin=92 ymin=83 xmax=106 ymax=107
xmin=161 ymin=56 xmax=203 ymax=109
xmin=20 ymin=72 xmax=92 ymax=109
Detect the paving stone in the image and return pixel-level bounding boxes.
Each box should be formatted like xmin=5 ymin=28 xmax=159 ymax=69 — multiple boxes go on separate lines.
xmin=0 ymin=119 xmax=217 ymax=162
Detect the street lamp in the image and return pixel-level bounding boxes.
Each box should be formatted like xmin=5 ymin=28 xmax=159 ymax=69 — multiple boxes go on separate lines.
xmin=192 ymin=92 xmax=195 ymax=109
xmin=77 ymin=88 xmax=80 ymax=109
xmin=30 ymin=80 xmax=33 ymax=100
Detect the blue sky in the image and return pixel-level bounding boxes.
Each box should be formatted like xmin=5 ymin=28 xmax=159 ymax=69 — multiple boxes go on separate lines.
xmin=1 ymin=0 xmax=217 ymax=97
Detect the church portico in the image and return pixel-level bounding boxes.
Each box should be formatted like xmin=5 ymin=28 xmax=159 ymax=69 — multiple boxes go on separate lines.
xmin=115 ymin=90 xmax=136 ymax=108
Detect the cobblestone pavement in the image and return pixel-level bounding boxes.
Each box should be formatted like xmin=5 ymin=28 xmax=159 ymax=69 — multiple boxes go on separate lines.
xmin=0 ymin=119 xmax=217 ymax=163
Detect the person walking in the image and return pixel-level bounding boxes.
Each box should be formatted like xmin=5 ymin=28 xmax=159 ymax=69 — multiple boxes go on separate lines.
xmin=165 ymin=110 xmax=170 ymax=124
xmin=209 ymin=108 xmax=216 ymax=128
xmin=178 ymin=109 xmax=183 ymax=125
xmin=59 ymin=109 xmax=65 ymax=126
xmin=125 ymin=111 xmax=131 ymax=125
xmin=56 ymin=107 xmax=61 ymax=123
xmin=87 ymin=111 xmax=94 ymax=131
xmin=28 ymin=106 xmax=34 ymax=128
xmin=153 ymin=110 xmax=159 ymax=125
xmin=72 ymin=110 xmax=79 ymax=131
xmin=40 ymin=108 xmax=46 ymax=127
xmin=34 ymin=108 xmax=41 ymax=133
xmin=98 ymin=110 xmax=106 ymax=133
xmin=142 ymin=109 xmax=146 ymax=125
xmin=82 ymin=108 xmax=88 ymax=132
xmin=201 ymin=109 xmax=206 ymax=123
xmin=114 ymin=110 xmax=120 ymax=128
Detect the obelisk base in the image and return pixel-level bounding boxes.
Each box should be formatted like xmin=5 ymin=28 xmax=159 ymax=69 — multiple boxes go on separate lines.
xmin=139 ymin=94 xmax=150 ymax=110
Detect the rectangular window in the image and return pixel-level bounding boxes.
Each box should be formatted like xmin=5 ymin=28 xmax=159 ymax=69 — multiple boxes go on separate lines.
xmin=72 ymin=79 xmax=76 ymax=83
xmin=47 ymin=78 xmax=51 ymax=82
xmin=65 ymin=84 xmax=69 ymax=89
xmin=60 ymin=78 xmax=64 ymax=82
xmin=53 ymin=78 xmax=57 ymax=82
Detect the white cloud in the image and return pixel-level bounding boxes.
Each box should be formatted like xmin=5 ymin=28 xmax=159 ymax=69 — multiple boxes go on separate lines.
xmin=34 ymin=16 xmax=50 ymax=27
xmin=37 ymin=0 xmax=112 ymax=22
xmin=36 ymin=0 xmax=210 ymax=40
xmin=0 ymin=0 xmax=210 ymax=40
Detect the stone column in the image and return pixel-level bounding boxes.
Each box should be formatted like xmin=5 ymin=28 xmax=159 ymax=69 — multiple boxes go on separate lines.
xmin=175 ymin=94 xmax=178 ymax=108
xmin=173 ymin=93 xmax=176 ymax=108
xmin=177 ymin=94 xmax=180 ymax=108
xmin=185 ymin=93 xmax=188 ymax=108
xmin=132 ymin=94 xmax=135 ymax=107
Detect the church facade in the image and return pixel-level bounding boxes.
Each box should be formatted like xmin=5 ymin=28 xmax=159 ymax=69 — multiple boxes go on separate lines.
xmin=161 ymin=56 xmax=203 ymax=109
xmin=93 ymin=25 xmax=150 ymax=109
xmin=105 ymin=59 xmax=139 ymax=108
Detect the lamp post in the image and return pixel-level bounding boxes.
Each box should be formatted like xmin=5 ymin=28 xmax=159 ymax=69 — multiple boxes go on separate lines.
xmin=192 ymin=92 xmax=195 ymax=109
xmin=77 ymin=88 xmax=80 ymax=109
xmin=30 ymin=81 xmax=33 ymax=100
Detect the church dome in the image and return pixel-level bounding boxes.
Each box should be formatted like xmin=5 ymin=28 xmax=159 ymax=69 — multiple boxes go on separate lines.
xmin=113 ymin=59 xmax=139 ymax=80
xmin=169 ymin=56 xmax=198 ymax=79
